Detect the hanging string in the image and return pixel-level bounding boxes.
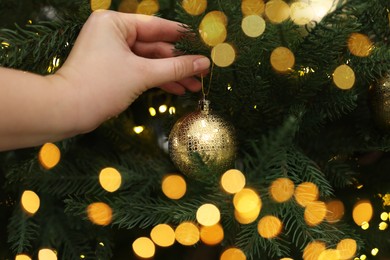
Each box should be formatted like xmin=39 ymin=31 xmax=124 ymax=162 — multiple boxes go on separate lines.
xmin=201 ymin=56 xmax=216 ymax=99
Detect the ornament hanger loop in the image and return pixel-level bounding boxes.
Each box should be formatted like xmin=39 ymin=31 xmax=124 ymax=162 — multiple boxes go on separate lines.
xmin=201 ymin=57 xmax=216 ymax=100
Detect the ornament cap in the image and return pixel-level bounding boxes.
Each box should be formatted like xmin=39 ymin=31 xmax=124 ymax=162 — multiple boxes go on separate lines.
xmin=199 ymin=98 xmax=211 ymax=114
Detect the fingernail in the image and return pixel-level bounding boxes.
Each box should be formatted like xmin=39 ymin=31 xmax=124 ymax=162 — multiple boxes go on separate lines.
xmin=193 ymin=57 xmax=210 ymax=73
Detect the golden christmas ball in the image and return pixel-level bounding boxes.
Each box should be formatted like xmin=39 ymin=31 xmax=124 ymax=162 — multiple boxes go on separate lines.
xmin=370 ymin=74 xmax=390 ymax=131
xmin=168 ymin=99 xmax=236 ymax=178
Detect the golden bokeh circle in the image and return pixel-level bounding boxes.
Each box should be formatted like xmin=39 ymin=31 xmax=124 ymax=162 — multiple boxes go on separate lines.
xmin=304 ymin=201 xmax=327 ymax=226
xmin=200 ymin=223 xmax=224 ymax=245
xmin=241 ymin=15 xmax=266 ymax=38
xmin=182 ymin=0 xmax=207 ymax=16
xmin=87 ymin=202 xmax=113 ymax=226
xmin=233 ymin=188 xmax=261 ymax=214
xmin=241 ymin=0 xmax=265 ymax=16
xmin=175 ymin=222 xmax=200 ymax=246
xmin=132 ymin=237 xmax=155 ymax=259
xmin=221 ymin=169 xmax=246 ymax=194
xmin=318 ymin=249 xmax=341 ymax=260
xmin=234 ymin=206 xmax=261 ymax=224
xmin=201 ymin=11 xmax=228 ymax=27
xmin=269 ymin=177 xmax=295 ymax=203
xmin=290 ymin=2 xmax=314 ymax=25
xmin=150 ymin=224 xmax=175 ymax=247
xmin=270 ymin=47 xmax=295 ymax=72
xmin=265 ymin=0 xmax=290 ymax=24
xmin=162 ymin=174 xmax=187 ymax=200
xmin=333 ymin=64 xmax=355 ymax=90
xmin=211 ymin=43 xmax=236 ymax=67
xmin=38 ymin=249 xmax=57 ymax=260
xmin=136 ymin=0 xmax=159 ymax=15
xmin=294 ymin=182 xmax=319 ymax=207
xmin=39 ymin=143 xmax=61 ymax=170
xmin=336 ymin=238 xmax=357 ymax=260
xmin=303 ymin=241 xmax=326 ymax=260
xmin=196 ymin=203 xmax=221 ymax=227
xmin=15 ymin=254 xmax=32 ymax=260
xmin=352 ymin=199 xmax=373 ymax=226
xmin=325 ymin=200 xmax=345 ymax=223
xmin=90 ymin=0 xmax=112 ymax=11
xmin=257 ymin=215 xmax=283 ymax=238
xmin=21 ymin=190 xmax=40 ymax=215
xmin=199 ymin=21 xmax=227 ymax=47
xmin=99 ymin=167 xmax=122 ymax=192
xmin=220 ymin=248 xmax=247 ymax=260
xmin=348 ymin=33 xmax=373 ymax=57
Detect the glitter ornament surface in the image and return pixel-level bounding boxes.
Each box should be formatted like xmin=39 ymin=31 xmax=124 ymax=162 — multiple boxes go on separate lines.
xmin=168 ymin=99 xmax=236 ymax=178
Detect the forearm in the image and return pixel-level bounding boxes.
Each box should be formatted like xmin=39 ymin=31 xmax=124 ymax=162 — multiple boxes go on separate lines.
xmin=0 ymin=67 xmax=80 ymax=151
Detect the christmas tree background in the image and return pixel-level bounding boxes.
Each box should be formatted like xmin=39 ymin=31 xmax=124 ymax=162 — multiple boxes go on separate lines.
xmin=1 ymin=0 xmax=390 ymax=259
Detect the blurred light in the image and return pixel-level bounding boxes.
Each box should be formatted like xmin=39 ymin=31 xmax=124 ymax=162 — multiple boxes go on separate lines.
xmin=234 ymin=206 xmax=260 ymax=224
xmin=199 ymin=11 xmax=227 ymax=46
xmin=132 ymin=237 xmax=155 ymax=259
xmin=220 ymin=248 xmax=246 ymax=260
xmin=90 ymin=0 xmax=112 ymax=11
xmin=269 ymin=177 xmax=295 ymax=203
xmin=318 ymin=249 xmax=340 ymax=260
xmin=175 ymin=222 xmax=199 ymax=246
xmin=325 ymin=200 xmax=345 ymax=223
xmin=304 ymin=201 xmax=327 ymax=226
xmin=133 ymin=126 xmax=144 ymax=134
xmin=150 ymin=224 xmax=175 ymax=247
xmin=303 ymin=241 xmax=326 ymax=260
xmin=211 ymin=43 xmax=236 ymax=67
xmin=294 ymin=182 xmax=319 ymax=207
xmin=361 ymin=221 xmax=369 ymax=230
xmin=360 ymin=254 xmax=367 ymax=260
xmin=380 ymin=212 xmax=389 ymax=221
xmin=28 ymin=20 xmax=33 ymax=24
xmin=290 ymin=2 xmax=313 ymax=25
xmin=221 ymin=169 xmax=246 ymax=194
xmin=1 ymin=41 xmax=10 ymax=48
xmin=371 ymin=248 xmax=379 ymax=256
xmin=169 ymin=106 xmax=176 ymax=115
xmin=15 ymin=254 xmax=32 ymax=260
xmin=337 ymin=238 xmax=357 ymax=260
xmin=200 ymin=223 xmax=224 ymax=245
xmin=196 ymin=203 xmax=220 ymax=226
xmin=257 ymin=215 xmax=283 ymax=238
xmin=159 ymin=105 xmax=168 ymax=113
xmin=80 ymin=255 xmax=85 ymax=259
xmin=21 ymin=190 xmax=40 ymax=215
xmin=353 ymin=200 xmax=373 ymax=226
xmin=38 ymin=249 xmax=57 ymax=260
xmin=241 ymin=15 xmax=266 ymax=38
xmin=379 ymin=222 xmax=388 ymax=230
xmin=241 ymin=0 xmax=265 ymax=16
xmin=162 ymin=174 xmax=186 ymax=200
xmin=357 ymin=184 xmax=364 ymax=189
xmin=265 ymin=0 xmax=290 ymax=24
xmin=87 ymin=202 xmax=113 ymax=226
xmin=181 ymin=0 xmax=207 ymax=16
xmin=381 ymin=193 xmax=390 ymax=206
xmin=39 ymin=143 xmax=61 ymax=170
xmin=52 ymin=56 xmax=60 ymax=68
xmin=99 ymin=167 xmax=122 ymax=192
xmin=149 ymin=107 xmax=157 ymax=116
xmin=270 ymin=46 xmax=295 ymax=73
xmin=333 ymin=64 xmax=355 ymax=90
xmin=233 ymin=188 xmax=262 ymax=214
xmin=99 ymin=242 xmax=105 ymax=246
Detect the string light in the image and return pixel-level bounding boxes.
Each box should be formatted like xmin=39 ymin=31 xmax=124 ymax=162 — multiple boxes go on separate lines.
xmin=159 ymin=105 xmax=168 ymax=113
xmin=169 ymin=106 xmax=176 ymax=115
xmin=220 ymin=248 xmax=246 ymax=260
xmin=38 ymin=249 xmax=57 ymax=260
xmin=221 ymin=169 xmax=246 ymax=194
xmin=269 ymin=178 xmax=295 ymax=203
xmin=99 ymin=167 xmax=122 ymax=192
xmin=175 ymin=222 xmax=200 ymax=246
xmin=196 ymin=203 xmax=220 ymax=226
xmin=149 ymin=107 xmax=157 ymax=116
xmin=150 ymin=224 xmax=175 ymax=247
xmin=379 ymin=222 xmax=388 ymax=230
xmin=303 ymin=241 xmax=326 ymax=260
xmin=380 ymin=212 xmax=389 ymax=221
xmin=133 ymin=126 xmax=144 ymax=134
xmin=15 ymin=254 xmax=32 ymax=260
xmin=352 ymin=200 xmax=373 ymax=226
xmin=304 ymin=201 xmax=327 ymax=226
xmin=39 ymin=143 xmax=61 ymax=170
xmin=87 ymin=202 xmax=113 ymax=226
xmin=162 ymin=174 xmax=187 ymax=200
xmin=200 ymin=223 xmax=224 ymax=245
xmin=294 ymin=182 xmax=319 ymax=207
xmin=336 ymin=238 xmax=357 ymax=260
xmin=21 ymin=190 xmax=40 ymax=215
xmin=371 ymin=248 xmax=379 ymax=256
xmin=132 ymin=237 xmax=155 ymax=259
xmin=361 ymin=222 xmax=369 ymax=230
xmin=257 ymin=215 xmax=283 ymax=238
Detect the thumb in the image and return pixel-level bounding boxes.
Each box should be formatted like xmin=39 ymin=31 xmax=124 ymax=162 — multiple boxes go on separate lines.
xmin=144 ymin=55 xmax=210 ymax=87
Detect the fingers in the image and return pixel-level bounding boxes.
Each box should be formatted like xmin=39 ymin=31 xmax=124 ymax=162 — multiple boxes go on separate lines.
xmin=159 ymin=77 xmax=202 ymax=95
xmin=132 ymin=41 xmax=175 ymax=59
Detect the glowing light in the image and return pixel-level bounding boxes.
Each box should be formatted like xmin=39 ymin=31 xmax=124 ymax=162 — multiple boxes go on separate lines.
xmin=136 ymin=0 xmax=159 ymax=15
xmin=1 ymin=41 xmax=10 ymax=48
xmin=227 ymin=84 xmax=233 ymax=91
xmin=318 ymin=249 xmax=340 ymax=260
xmin=325 ymin=200 xmax=345 ymax=223
xmin=87 ymin=202 xmax=113 ymax=226
xmin=133 ymin=126 xmax=144 ymax=134
xmin=159 ymin=105 xmax=168 ymax=113
xmin=99 ymin=167 xmax=122 ymax=192
xmin=132 ymin=237 xmax=155 ymax=259
xmin=257 ymin=215 xmax=283 ymax=238
xmin=221 ymin=169 xmax=246 ymax=194
xmin=169 ymin=107 xmax=176 ymax=115
xmin=199 ymin=11 xmax=227 ymax=46
xmin=333 ymin=64 xmax=355 ymax=90
xmin=352 ymin=200 xmax=373 ymax=226
xmin=265 ymin=0 xmax=290 ymax=24
xmin=149 ymin=107 xmax=157 ymax=116
xmin=241 ymin=15 xmax=266 ymax=38
xmin=234 ymin=206 xmax=260 ymax=224
xmin=304 ymin=201 xmax=327 ymax=226
xmin=38 ymin=249 xmax=57 ymax=260
xmin=290 ymin=2 xmax=313 ymax=25
xmin=379 ymin=221 xmax=388 ymax=230
xmin=348 ymin=33 xmax=373 ymax=57
xmin=211 ymin=43 xmax=236 ymax=67
xmin=380 ymin=212 xmax=389 ymax=221
xmin=360 ymin=254 xmax=367 ymax=260
xmin=162 ymin=174 xmax=187 ymax=200
xmin=90 ymin=0 xmax=112 ymax=11
xmin=220 ymin=248 xmax=246 ymax=260
xmin=15 ymin=254 xmax=32 ymax=260
xmin=371 ymin=248 xmax=379 ymax=256
xmin=381 ymin=193 xmax=390 ymax=206
xmin=150 ymin=224 xmax=175 ymax=247
xmin=303 ymin=241 xmax=326 ymax=260
xmin=200 ymin=223 xmax=224 ymax=245
xmin=337 ymin=238 xmax=357 ymax=260
xmin=270 ymin=47 xmax=295 ymax=72
xmin=182 ymin=0 xmax=207 ymax=16
xmin=294 ymin=182 xmax=319 ymax=207
xmin=241 ymin=0 xmax=265 ymax=16
xmin=175 ymin=222 xmax=200 ymax=246
xmin=80 ymin=255 xmax=85 ymax=259
xmin=361 ymin=222 xmax=369 ymax=230
xmin=233 ymin=188 xmax=262 ymax=214
xmin=196 ymin=203 xmax=220 ymax=226
xmin=39 ymin=143 xmax=61 ymax=170
xmin=269 ymin=178 xmax=295 ymax=203
xmin=21 ymin=190 xmax=40 ymax=215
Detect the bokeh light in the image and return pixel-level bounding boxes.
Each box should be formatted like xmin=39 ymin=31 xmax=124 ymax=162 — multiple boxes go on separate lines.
xmin=220 ymin=247 xmax=246 ymax=260
xmin=333 ymin=64 xmax=355 ymax=90
xmin=21 ymin=190 xmax=40 ymax=215
xmin=182 ymin=0 xmax=207 ymax=16
xmin=304 ymin=201 xmax=327 ymax=226
xmin=371 ymin=248 xmax=379 ymax=256
xmin=336 ymin=238 xmax=357 ymax=260
xmin=348 ymin=33 xmax=373 ymax=57
xmin=199 ymin=11 xmax=227 ymax=46
xmin=221 ymin=169 xmax=246 ymax=194
xmin=294 ymin=182 xmax=319 ymax=207
xmin=211 ymin=43 xmax=236 ymax=67
xmin=361 ymin=221 xmax=369 ymax=230
xmin=241 ymin=0 xmax=265 ymax=16
xmin=380 ymin=212 xmax=389 ymax=221
xmin=136 ymin=0 xmax=159 ymax=15
xmin=241 ymin=15 xmax=266 ymax=38
xmin=200 ymin=223 xmax=224 ymax=245
xmin=290 ymin=2 xmax=314 ymax=25
xmin=379 ymin=221 xmax=388 ymax=230
xmin=303 ymin=241 xmax=326 ymax=260
xmin=162 ymin=174 xmax=187 ymax=200
xmin=90 ymin=0 xmax=111 ymax=11
xmin=196 ymin=203 xmax=220 ymax=226
xmin=99 ymin=167 xmax=122 ymax=192
xmin=352 ymin=199 xmax=373 ymax=226
xmin=233 ymin=188 xmax=262 ymax=214
xmin=318 ymin=249 xmax=340 ymax=260
xmin=15 ymin=254 xmax=32 ymax=260
xmin=149 ymin=107 xmax=157 ymax=116
xmin=150 ymin=224 xmax=175 ymax=247
xmin=270 ymin=47 xmax=295 ymax=72
xmin=325 ymin=199 xmax=345 ymax=223
xmin=265 ymin=0 xmax=290 ymax=24
xmin=269 ymin=177 xmax=295 ymax=203
xmin=38 ymin=248 xmax=57 ymax=260
xmin=234 ymin=206 xmax=261 ymax=224
xmin=175 ymin=222 xmax=200 ymax=246
xmin=133 ymin=126 xmax=145 ymax=134
xmin=132 ymin=237 xmax=155 ymax=259
xmin=257 ymin=215 xmax=283 ymax=238
xmin=87 ymin=202 xmax=113 ymax=226
xmin=39 ymin=142 xmax=61 ymax=170
xmin=201 ymin=10 xmax=228 ymax=26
